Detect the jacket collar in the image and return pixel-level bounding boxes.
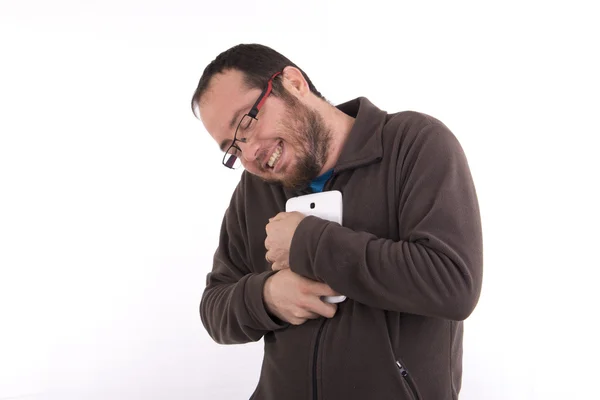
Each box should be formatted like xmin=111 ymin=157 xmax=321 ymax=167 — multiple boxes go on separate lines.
xmin=333 ymin=97 xmax=386 ymax=173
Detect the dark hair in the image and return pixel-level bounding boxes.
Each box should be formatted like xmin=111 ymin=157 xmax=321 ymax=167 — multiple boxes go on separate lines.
xmin=190 ymin=43 xmax=325 ymax=116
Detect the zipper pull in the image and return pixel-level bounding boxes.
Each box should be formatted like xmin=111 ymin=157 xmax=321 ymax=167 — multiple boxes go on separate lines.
xmin=396 ymin=361 xmax=408 ymax=377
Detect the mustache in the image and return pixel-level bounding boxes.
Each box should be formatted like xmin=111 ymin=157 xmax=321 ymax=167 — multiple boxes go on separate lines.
xmin=255 ymin=144 xmax=279 ymax=172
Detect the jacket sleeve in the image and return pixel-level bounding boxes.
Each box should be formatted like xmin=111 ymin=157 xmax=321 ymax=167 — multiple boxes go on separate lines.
xmin=200 ymin=176 xmax=289 ymax=344
xmin=289 ymin=122 xmax=483 ymax=321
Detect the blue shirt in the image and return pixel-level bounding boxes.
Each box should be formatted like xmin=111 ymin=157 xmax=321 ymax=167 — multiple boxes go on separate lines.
xmin=309 ymin=169 xmax=333 ymax=193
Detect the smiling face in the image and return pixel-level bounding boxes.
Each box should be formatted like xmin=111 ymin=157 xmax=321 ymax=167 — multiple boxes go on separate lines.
xmin=198 ymin=68 xmax=332 ymax=189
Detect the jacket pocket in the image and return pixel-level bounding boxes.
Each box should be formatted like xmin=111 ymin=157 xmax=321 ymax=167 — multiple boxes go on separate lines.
xmin=395 ymin=360 xmax=421 ymax=400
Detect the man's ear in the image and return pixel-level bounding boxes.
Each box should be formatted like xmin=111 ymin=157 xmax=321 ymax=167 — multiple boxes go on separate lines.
xmin=281 ymin=66 xmax=309 ymax=97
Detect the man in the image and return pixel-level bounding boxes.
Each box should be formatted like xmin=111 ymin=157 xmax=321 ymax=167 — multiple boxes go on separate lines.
xmin=192 ymin=43 xmax=483 ymax=400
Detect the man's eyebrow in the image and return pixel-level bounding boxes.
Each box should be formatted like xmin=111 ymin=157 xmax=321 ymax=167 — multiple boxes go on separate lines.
xmin=229 ymin=106 xmax=247 ymax=130
xmin=219 ymin=138 xmax=231 ymax=152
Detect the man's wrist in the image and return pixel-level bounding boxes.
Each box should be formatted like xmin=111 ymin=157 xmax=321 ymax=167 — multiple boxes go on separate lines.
xmin=262 ymin=272 xmax=285 ymax=324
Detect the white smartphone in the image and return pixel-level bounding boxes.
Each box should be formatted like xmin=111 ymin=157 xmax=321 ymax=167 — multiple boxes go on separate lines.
xmin=285 ymin=190 xmax=347 ymax=304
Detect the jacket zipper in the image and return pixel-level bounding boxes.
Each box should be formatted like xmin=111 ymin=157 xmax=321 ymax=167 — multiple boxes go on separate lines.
xmin=312 ymin=319 xmax=327 ymax=400
xmin=396 ymin=361 xmax=420 ymax=400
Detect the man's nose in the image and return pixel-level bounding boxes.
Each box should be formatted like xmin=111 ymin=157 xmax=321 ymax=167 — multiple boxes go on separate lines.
xmin=238 ymin=140 xmax=260 ymax=163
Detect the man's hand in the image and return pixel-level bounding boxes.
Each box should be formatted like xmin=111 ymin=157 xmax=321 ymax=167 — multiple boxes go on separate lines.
xmin=265 ymin=211 xmax=305 ymax=271
xmin=263 ymin=269 xmax=341 ymax=325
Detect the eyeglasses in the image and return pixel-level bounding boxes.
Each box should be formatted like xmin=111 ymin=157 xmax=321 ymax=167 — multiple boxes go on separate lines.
xmin=223 ymin=71 xmax=282 ymax=169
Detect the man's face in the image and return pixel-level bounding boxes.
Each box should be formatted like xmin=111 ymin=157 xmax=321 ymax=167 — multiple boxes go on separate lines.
xmin=198 ymin=69 xmax=331 ymax=189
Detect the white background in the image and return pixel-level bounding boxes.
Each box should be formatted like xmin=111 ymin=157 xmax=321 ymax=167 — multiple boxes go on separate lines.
xmin=1 ymin=1 xmax=599 ymax=399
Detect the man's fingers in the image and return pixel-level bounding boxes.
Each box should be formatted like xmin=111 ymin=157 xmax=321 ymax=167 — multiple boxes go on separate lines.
xmin=310 ymin=281 xmax=341 ymax=297
xmin=271 ymin=262 xmax=283 ymax=271
xmin=301 ymin=311 xmax=320 ymax=320
xmin=270 ymin=212 xmax=286 ymax=222
xmin=307 ymin=297 xmax=338 ymax=319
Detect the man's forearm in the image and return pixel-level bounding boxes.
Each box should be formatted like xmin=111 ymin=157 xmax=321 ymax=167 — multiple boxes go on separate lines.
xmin=200 ymin=270 xmax=288 ymax=344
xmin=289 ymin=218 xmax=482 ymax=321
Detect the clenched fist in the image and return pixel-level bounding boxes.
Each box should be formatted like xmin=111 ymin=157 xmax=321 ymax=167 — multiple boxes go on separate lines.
xmin=264 ymin=211 xmax=305 ymax=271
xmin=263 ymin=269 xmax=341 ymax=325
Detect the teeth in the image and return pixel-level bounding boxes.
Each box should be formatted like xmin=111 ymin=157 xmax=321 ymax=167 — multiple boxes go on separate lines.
xmin=267 ymin=144 xmax=283 ymax=168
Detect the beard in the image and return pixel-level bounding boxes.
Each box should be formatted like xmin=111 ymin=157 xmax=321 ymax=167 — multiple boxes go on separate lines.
xmin=262 ymin=98 xmax=332 ymax=190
